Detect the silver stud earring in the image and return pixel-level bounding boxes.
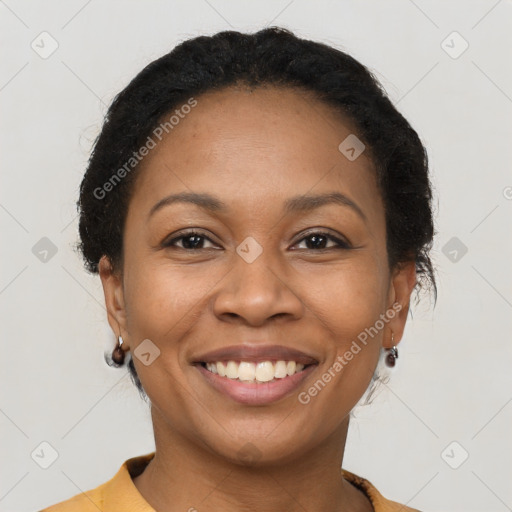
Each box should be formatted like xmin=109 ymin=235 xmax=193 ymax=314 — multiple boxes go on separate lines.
xmin=385 ymin=332 xmax=398 ymax=368
xmin=112 ymin=335 xmax=126 ymax=365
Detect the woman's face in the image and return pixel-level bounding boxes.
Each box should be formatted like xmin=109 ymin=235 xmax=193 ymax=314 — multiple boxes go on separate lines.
xmin=100 ymin=86 xmax=415 ymax=464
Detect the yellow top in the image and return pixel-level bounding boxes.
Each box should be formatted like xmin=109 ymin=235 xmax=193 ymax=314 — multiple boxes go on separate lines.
xmin=40 ymin=452 xmax=421 ymax=512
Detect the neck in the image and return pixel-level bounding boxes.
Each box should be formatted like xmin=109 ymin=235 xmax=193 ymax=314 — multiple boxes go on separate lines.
xmin=133 ymin=407 xmax=373 ymax=512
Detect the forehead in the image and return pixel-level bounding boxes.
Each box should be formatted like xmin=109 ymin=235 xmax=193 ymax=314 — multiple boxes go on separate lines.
xmin=129 ymin=85 xmax=383 ymax=223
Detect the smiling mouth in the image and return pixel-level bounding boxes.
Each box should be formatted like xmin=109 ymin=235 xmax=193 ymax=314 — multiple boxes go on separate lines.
xmin=199 ymin=360 xmax=313 ymax=384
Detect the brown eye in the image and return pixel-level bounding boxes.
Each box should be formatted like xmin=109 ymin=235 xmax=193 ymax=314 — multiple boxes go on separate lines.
xmin=163 ymin=231 xmax=219 ymax=250
xmin=294 ymin=232 xmax=351 ymax=250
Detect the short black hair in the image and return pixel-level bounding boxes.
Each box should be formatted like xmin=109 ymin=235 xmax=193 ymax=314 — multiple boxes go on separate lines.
xmin=77 ymin=27 xmax=436 ymax=397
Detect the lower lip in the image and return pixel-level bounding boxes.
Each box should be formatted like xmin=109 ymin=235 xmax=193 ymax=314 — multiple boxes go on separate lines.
xmin=196 ymin=364 xmax=317 ymax=405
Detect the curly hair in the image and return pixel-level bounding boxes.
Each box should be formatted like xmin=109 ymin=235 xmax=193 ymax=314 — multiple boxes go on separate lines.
xmin=77 ymin=27 xmax=436 ymax=398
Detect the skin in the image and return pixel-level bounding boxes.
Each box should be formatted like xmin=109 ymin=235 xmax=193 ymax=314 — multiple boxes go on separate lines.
xmin=99 ymin=85 xmax=416 ymax=512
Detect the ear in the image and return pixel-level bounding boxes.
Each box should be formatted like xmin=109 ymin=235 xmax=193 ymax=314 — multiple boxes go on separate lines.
xmin=98 ymin=255 xmax=129 ymax=350
xmin=384 ymin=261 xmax=417 ymax=348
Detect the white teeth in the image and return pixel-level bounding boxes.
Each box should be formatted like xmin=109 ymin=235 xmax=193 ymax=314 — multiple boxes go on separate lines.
xmin=217 ymin=361 xmax=226 ymax=377
xmin=238 ymin=362 xmax=256 ymax=381
xmin=255 ymin=361 xmax=274 ymax=382
xmin=274 ymin=360 xmax=288 ymax=378
xmin=206 ymin=362 xmax=217 ymax=374
xmin=204 ymin=360 xmax=308 ymax=382
xmin=226 ymin=361 xmax=238 ymax=379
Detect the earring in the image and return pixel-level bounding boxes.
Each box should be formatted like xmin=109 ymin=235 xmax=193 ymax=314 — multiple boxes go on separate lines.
xmin=112 ymin=335 xmax=126 ymax=365
xmin=385 ymin=332 xmax=398 ymax=368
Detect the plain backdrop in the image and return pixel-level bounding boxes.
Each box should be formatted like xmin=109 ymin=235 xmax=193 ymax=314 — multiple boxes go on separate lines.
xmin=1 ymin=1 xmax=511 ymax=511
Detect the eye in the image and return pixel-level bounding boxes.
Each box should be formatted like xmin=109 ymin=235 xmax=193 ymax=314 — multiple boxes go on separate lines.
xmin=162 ymin=230 xmax=220 ymax=250
xmin=162 ymin=229 xmax=351 ymax=251
xmin=293 ymin=231 xmax=351 ymax=251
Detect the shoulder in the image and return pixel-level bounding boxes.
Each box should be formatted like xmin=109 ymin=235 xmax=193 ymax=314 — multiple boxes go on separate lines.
xmin=39 ymin=452 xmax=156 ymax=512
xmin=38 ymin=481 xmax=108 ymax=511
xmin=342 ymin=468 xmax=423 ymax=512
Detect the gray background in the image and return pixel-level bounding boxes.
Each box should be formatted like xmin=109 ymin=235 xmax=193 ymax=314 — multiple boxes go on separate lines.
xmin=1 ymin=1 xmax=511 ymax=511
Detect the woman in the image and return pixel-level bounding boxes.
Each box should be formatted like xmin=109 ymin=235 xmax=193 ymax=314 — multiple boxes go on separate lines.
xmin=41 ymin=26 xmax=435 ymax=512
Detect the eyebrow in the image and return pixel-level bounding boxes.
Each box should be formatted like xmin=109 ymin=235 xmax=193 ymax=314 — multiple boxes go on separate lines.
xmin=148 ymin=192 xmax=226 ymax=219
xmin=148 ymin=191 xmax=367 ymax=222
xmin=284 ymin=192 xmax=367 ymax=222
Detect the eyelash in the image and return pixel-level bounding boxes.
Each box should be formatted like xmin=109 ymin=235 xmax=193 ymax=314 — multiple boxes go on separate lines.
xmin=162 ymin=229 xmax=352 ymax=251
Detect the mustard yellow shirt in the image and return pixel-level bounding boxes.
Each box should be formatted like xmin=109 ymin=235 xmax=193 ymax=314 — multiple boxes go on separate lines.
xmin=40 ymin=452 xmax=421 ymax=512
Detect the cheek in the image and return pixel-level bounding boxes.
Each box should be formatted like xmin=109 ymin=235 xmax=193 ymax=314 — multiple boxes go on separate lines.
xmin=121 ymin=260 xmax=217 ymax=410
xmin=299 ymin=257 xmax=386 ymax=396
xmin=293 ymin=266 xmax=385 ymax=434
xmin=304 ymin=256 xmax=388 ymax=343
xmin=124 ymin=260 xmax=217 ymax=341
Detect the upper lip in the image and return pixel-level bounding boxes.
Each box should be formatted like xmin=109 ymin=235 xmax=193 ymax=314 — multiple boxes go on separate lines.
xmin=193 ymin=344 xmax=319 ymax=365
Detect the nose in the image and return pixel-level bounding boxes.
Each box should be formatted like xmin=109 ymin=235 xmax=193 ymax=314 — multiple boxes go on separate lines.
xmin=212 ymin=249 xmax=305 ymax=327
